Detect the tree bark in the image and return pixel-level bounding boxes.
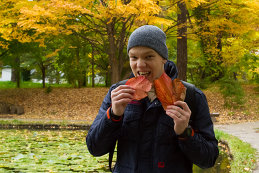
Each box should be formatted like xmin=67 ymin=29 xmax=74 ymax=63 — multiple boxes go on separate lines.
xmin=15 ymin=57 xmax=21 ymax=88
xmin=41 ymin=64 xmax=46 ymax=88
xmin=91 ymin=49 xmax=95 ymax=87
xmin=106 ymin=21 xmax=120 ymax=85
xmin=75 ymin=47 xmax=82 ymax=88
xmin=118 ymin=22 xmax=128 ymax=80
xmin=105 ymin=71 xmax=109 ymax=87
xmin=11 ymin=68 xmax=16 ymax=82
xmin=177 ymin=1 xmax=188 ymax=81
xmin=55 ymin=70 xmax=60 ymax=84
xmin=38 ymin=61 xmax=46 ymax=88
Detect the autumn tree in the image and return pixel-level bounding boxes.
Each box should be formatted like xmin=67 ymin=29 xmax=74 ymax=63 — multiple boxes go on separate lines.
xmin=13 ymin=0 xmax=171 ymax=85
xmin=159 ymin=0 xmax=207 ymax=81
xmin=191 ymin=0 xmax=259 ymax=82
xmin=1 ymin=0 xmax=257 ymax=87
xmin=0 ymin=0 xmax=29 ymax=87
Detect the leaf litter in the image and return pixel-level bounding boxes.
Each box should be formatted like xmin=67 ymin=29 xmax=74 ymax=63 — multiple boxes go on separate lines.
xmin=0 ymin=84 xmax=258 ymax=124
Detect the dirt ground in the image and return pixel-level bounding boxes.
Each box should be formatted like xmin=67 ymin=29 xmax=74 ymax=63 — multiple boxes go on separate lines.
xmin=0 ymin=85 xmax=258 ymax=124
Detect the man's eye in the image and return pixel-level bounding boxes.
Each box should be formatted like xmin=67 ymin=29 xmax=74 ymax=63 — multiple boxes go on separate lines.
xmin=130 ymin=56 xmax=137 ymax=60
xmin=146 ymin=55 xmax=153 ymax=59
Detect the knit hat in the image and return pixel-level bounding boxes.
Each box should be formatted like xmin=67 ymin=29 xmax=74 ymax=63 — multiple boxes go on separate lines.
xmin=127 ymin=25 xmax=168 ymax=59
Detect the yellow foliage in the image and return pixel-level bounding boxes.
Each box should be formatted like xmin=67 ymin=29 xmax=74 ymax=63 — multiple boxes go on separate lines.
xmin=184 ymin=0 xmax=207 ymax=9
xmin=0 ymin=0 xmax=258 ymax=61
xmin=222 ymin=38 xmax=246 ymax=66
xmin=0 ymin=0 xmax=168 ymax=47
xmin=46 ymin=48 xmax=63 ymax=58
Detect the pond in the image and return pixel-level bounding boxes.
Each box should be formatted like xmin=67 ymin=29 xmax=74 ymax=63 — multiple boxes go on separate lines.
xmin=0 ymin=130 xmax=230 ymax=172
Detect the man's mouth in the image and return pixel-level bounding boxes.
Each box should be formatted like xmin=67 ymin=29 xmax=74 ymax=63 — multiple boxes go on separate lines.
xmin=138 ymin=71 xmax=151 ymax=76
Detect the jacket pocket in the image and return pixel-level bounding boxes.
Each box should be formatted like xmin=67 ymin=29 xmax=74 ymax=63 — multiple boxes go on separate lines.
xmin=121 ymin=104 xmax=143 ymax=141
xmin=157 ymin=115 xmax=177 ymax=144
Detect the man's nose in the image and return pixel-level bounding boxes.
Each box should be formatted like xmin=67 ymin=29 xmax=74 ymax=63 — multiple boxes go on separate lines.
xmin=137 ymin=59 xmax=146 ymax=68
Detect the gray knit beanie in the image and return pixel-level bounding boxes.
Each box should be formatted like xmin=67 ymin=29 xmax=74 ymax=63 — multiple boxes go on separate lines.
xmin=127 ymin=25 xmax=168 ymax=59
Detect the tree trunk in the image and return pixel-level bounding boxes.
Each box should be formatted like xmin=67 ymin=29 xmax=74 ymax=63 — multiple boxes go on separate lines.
xmin=42 ymin=65 xmax=46 ymax=88
xmin=75 ymin=47 xmax=82 ymax=88
xmin=177 ymin=1 xmax=188 ymax=81
xmin=91 ymin=49 xmax=95 ymax=87
xmin=15 ymin=57 xmax=21 ymax=88
xmin=105 ymin=71 xmax=109 ymax=87
xmin=39 ymin=62 xmax=46 ymax=88
xmin=107 ymin=22 xmax=120 ymax=85
xmin=11 ymin=68 xmax=16 ymax=82
xmin=216 ymin=33 xmax=224 ymax=80
xmin=82 ymin=70 xmax=87 ymax=87
xmin=118 ymin=22 xmax=128 ymax=80
xmin=55 ymin=70 xmax=60 ymax=84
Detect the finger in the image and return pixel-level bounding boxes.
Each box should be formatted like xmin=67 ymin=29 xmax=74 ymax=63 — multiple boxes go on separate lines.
xmin=113 ymin=93 xmax=134 ymax=101
xmin=166 ymin=110 xmax=181 ymax=121
xmin=166 ymin=105 xmax=185 ymax=115
xmin=113 ymin=98 xmax=133 ymax=105
xmin=167 ymin=109 xmax=190 ymax=122
xmin=112 ymin=85 xmax=135 ymax=93
xmin=166 ymin=109 xmax=182 ymax=119
xmin=112 ymin=88 xmax=135 ymax=98
xmin=113 ymin=85 xmax=134 ymax=92
xmin=166 ymin=105 xmax=190 ymax=120
xmin=174 ymin=101 xmax=191 ymax=114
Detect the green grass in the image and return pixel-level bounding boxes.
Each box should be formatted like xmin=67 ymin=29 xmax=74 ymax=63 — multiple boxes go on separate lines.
xmin=0 ymin=81 xmax=72 ymax=89
xmin=215 ymin=129 xmax=257 ymax=173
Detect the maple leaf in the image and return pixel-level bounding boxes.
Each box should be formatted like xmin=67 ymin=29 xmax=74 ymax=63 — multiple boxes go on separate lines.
xmin=154 ymin=72 xmax=186 ymax=110
xmin=125 ymin=76 xmax=152 ymax=100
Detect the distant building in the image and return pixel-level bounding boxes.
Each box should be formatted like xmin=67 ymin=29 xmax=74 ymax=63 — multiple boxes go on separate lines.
xmin=0 ymin=66 xmax=11 ymax=81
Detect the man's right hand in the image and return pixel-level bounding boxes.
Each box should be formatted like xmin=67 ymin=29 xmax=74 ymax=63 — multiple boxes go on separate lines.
xmin=111 ymin=85 xmax=135 ymax=116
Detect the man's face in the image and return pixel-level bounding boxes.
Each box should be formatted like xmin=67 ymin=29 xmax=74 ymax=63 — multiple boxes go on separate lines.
xmin=129 ymin=46 xmax=167 ymax=83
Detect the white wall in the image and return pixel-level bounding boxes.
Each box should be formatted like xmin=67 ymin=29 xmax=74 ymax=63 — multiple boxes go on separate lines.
xmin=0 ymin=68 xmax=12 ymax=81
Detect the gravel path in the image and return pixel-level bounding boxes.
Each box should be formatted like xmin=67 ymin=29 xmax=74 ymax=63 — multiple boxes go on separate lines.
xmin=215 ymin=121 xmax=259 ymax=173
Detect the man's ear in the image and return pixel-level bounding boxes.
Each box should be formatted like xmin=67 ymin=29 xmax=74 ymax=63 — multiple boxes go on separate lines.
xmin=162 ymin=59 xmax=167 ymax=64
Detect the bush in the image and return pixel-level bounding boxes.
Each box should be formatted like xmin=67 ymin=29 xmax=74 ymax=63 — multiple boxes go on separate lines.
xmin=218 ymin=77 xmax=245 ymax=108
xmin=45 ymin=86 xmax=52 ymax=93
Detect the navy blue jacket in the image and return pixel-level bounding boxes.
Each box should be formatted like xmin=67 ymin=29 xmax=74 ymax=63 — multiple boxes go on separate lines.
xmin=86 ymin=61 xmax=219 ymax=173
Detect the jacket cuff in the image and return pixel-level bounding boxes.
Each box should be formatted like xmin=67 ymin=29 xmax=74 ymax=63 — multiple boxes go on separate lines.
xmin=107 ymin=107 xmax=123 ymax=122
xmin=178 ymin=126 xmax=195 ymax=141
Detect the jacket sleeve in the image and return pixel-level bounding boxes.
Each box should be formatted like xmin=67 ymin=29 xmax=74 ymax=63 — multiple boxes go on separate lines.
xmin=86 ymin=84 xmax=122 ymax=156
xmin=178 ymin=89 xmax=219 ymax=169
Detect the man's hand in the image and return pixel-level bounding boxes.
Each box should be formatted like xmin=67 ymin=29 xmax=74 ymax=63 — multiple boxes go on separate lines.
xmin=111 ymin=85 xmax=135 ymax=116
xmin=166 ymin=101 xmax=191 ymax=135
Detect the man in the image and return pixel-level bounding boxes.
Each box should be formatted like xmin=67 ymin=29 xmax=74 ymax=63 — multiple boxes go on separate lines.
xmin=86 ymin=25 xmax=219 ymax=173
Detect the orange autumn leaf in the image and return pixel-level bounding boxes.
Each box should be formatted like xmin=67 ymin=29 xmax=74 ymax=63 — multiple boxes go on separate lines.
xmin=126 ymin=76 xmax=152 ymax=100
xmin=154 ymin=72 xmax=186 ymax=110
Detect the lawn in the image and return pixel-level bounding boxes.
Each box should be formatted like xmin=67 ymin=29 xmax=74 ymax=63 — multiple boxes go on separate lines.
xmin=0 ymin=81 xmax=72 ymax=89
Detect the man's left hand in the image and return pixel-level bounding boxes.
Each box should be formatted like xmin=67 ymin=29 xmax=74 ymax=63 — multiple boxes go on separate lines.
xmin=166 ymin=101 xmax=191 ymax=135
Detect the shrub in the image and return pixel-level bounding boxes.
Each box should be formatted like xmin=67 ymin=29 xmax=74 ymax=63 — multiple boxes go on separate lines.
xmin=218 ymin=77 xmax=245 ymax=108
